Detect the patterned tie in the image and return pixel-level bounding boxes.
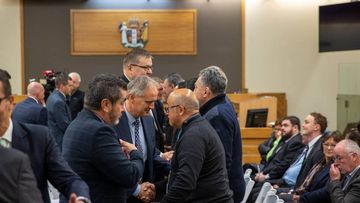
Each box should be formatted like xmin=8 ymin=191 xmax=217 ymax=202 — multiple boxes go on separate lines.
xmin=133 ymin=119 xmax=143 ymax=155
xmin=0 ymin=138 xmax=10 ymax=148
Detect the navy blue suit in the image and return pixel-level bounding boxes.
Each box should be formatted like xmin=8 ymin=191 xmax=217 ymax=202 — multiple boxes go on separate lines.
xmin=12 ymin=121 xmax=90 ymax=203
xmin=12 ymin=97 xmax=47 ymax=126
xmin=62 ymin=109 xmax=145 ymax=203
xmin=199 ymin=94 xmax=245 ymax=203
xmin=113 ymin=113 xmax=171 ymax=201
xmin=46 ymin=89 xmax=72 ymax=149
xmin=69 ymin=89 xmax=84 ymax=120
xmin=300 ymin=161 xmax=331 ymax=203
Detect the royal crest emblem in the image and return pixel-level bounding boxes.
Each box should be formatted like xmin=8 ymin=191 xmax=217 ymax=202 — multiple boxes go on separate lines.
xmin=119 ymin=18 xmax=149 ymax=48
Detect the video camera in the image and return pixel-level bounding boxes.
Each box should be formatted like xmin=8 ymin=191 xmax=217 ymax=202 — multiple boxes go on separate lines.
xmin=39 ymin=70 xmax=59 ymax=101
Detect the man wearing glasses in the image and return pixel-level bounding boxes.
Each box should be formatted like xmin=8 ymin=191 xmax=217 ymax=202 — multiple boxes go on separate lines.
xmin=121 ymin=48 xmax=153 ymax=85
xmin=328 ymin=139 xmax=360 ymax=203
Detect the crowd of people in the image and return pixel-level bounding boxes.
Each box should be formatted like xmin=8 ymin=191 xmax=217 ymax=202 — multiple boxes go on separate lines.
xmin=1 ymin=48 xmax=360 ymax=203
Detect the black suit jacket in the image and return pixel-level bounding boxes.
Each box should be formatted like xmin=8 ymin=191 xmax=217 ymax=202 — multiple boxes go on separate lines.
xmin=69 ymin=89 xmax=84 ymax=120
xmin=295 ymin=135 xmax=324 ymax=189
xmin=262 ymin=133 xmax=305 ymax=179
xmin=327 ymin=167 xmax=360 ymax=203
xmin=63 ymin=109 xmax=144 ymax=203
xmin=12 ymin=97 xmax=47 ymax=126
xmin=0 ymin=146 xmax=43 ymax=203
xmin=12 ymin=121 xmax=89 ymax=203
xmin=113 ymin=113 xmax=170 ymax=201
xmin=120 ymin=74 xmax=130 ymax=84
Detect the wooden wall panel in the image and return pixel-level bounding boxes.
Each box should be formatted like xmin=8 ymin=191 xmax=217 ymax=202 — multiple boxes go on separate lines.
xmin=71 ymin=9 xmax=197 ymax=55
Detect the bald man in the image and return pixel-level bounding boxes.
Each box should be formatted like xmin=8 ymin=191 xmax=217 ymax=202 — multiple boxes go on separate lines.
xmin=161 ymin=89 xmax=233 ymax=203
xmin=12 ymin=82 xmax=48 ymax=126
xmin=68 ymin=72 xmax=84 ymax=119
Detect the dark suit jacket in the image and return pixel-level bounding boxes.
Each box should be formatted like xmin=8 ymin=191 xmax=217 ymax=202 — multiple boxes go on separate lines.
xmin=152 ymin=101 xmax=166 ymax=152
xmin=12 ymin=121 xmax=89 ymax=203
xmin=46 ymin=89 xmax=72 ymax=149
xmin=295 ymin=135 xmax=324 ymax=189
xmin=0 ymin=146 xmax=43 ymax=203
xmin=299 ymin=160 xmax=331 ymax=203
xmin=120 ymin=74 xmax=130 ymax=84
xmin=63 ymin=109 xmax=145 ymax=203
xmin=113 ymin=113 xmax=171 ymax=201
xmin=69 ymin=89 xmax=84 ymax=120
xmin=199 ymin=94 xmax=245 ymax=203
xmin=327 ymin=167 xmax=360 ymax=203
xmin=12 ymin=97 xmax=47 ymax=126
xmin=262 ymin=133 xmax=305 ymax=180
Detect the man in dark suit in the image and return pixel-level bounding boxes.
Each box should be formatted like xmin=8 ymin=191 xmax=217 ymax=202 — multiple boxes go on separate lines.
xmin=68 ymin=72 xmax=84 ymax=120
xmin=63 ymin=74 xmax=145 ymax=203
xmin=12 ymin=81 xmax=47 ymax=126
xmin=194 ymin=66 xmax=245 ymax=203
xmin=328 ymin=139 xmax=360 ymax=203
xmin=46 ymin=72 xmax=73 ymax=149
xmin=113 ymin=76 xmax=170 ymax=203
xmin=0 ymin=146 xmax=43 ymax=203
xmin=0 ymin=69 xmax=90 ymax=203
xmin=161 ymin=89 xmax=233 ymax=203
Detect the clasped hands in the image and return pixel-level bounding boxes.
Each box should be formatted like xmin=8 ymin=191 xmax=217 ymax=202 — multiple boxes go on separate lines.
xmin=138 ymin=182 xmax=156 ymax=203
xmin=254 ymin=172 xmax=266 ymax=182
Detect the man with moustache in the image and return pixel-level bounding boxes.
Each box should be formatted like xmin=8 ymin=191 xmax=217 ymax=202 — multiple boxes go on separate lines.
xmin=62 ymin=74 xmax=145 ymax=203
xmin=113 ymin=76 xmax=170 ymax=203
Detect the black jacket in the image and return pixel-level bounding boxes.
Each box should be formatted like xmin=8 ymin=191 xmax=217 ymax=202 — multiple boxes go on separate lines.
xmin=161 ymin=114 xmax=233 ymax=203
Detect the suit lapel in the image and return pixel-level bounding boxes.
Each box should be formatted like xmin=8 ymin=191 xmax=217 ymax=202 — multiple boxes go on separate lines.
xmin=118 ymin=114 xmax=133 ymax=143
xmin=141 ymin=116 xmax=152 ymax=152
xmin=345 ymin=167 xmax=360 ymax=192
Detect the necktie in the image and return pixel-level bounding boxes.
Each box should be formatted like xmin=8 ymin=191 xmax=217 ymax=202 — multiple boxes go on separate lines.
xmin=0 ymin=138 xmax=10 ymax=148
xmin=133 ymin=119 xmax=143 ymax=155
xmin=342 ymin=175 xmax=351 ymax=191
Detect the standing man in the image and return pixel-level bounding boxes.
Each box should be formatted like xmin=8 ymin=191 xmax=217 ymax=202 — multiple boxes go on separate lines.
xmin=162 ymin=73 xmax=184 ymax=103
xmin=12 ymin=81 xmax=47 ymax=126
xmin=68 ymin=72 xmax=84 ymax=120
xmin=161 ymin=89 xmax=233 ymax=202
xmin=113 ymin=76 xmax=170 ymax=203
xmin=194 ymin=66 xmax=245 ymax=202
xmin=121 ymin=48 xmax=153 ymax=84
xmin=0 ymin=69 xmax=90 ymax=203
xmin=328 ymin=139 xmax=360 ymax=203
xmin=62 ymin=74 xmax=145 ymax=203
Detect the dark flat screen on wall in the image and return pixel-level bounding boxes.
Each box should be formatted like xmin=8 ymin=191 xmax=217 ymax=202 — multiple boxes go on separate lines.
xmin=319 ymin=2 xmax=360 ymax=52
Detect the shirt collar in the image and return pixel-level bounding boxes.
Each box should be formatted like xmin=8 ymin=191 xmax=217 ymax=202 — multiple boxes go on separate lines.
xmin=28 ymin=96 xmax=39 ymax=103
xmin=308 ymin=134 xmax=322 ymax=149
xmin=349 ymin=164 xmax=360 ymax=177
xmin=124 ymin=104 xmax=138 ymax=126
xmin=1 ymin=119 xmax=13 ymax=144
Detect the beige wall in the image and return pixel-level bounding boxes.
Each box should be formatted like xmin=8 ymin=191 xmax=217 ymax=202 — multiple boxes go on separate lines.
xmin=245 ymin=0 xmax=360 ymax=130
xmin=0 ymin=0 xmax=22 ymax=94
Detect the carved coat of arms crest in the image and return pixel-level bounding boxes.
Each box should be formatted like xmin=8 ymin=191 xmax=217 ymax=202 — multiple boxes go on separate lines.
xmin=119 ymin=18 xmax=149 ymax=48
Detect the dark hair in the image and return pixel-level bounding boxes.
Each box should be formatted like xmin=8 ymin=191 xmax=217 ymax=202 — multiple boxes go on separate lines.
xmin=322 ymin=130 xmax=344 ymax=144
xmin=164 ymin=73 xmax=184 ymax=87
xmin=185 ymin=77 xmax=197 ymax=91
xmin=123 ymin=48 xmax=152 ymax=68
xmin=55 ymin=72 xmax=70 ymax=88
xmin=310 ymin=112 xmax=328 ymax=134
xmin=282 ymin=116 xmax=301 ymax=131
xmin=0 ymin=69 xmax=12 ymax=97
xmin=346 ymin=129 xmax=360 ymax=147
xmin=85 ymin=74 xmax=123 ymax=110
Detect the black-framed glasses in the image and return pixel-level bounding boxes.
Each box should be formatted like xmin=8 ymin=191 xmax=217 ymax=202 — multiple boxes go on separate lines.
xmin=0 ymin=96 xmax=9 ymax=103
xmin=130 ymin=64 xmax=153 ymax=71
xmin=164 ymin=105 xmax=180 ymax=113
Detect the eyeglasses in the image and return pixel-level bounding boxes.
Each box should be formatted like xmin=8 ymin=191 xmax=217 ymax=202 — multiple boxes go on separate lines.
xmin=130 ymin=64 xmax=153 ymax=71
xmin=164 ymin=105 xmax=180 ymax=113
xmin=0 ymin=96 xmax=9 ymax=103
xmin=323 ymin=143 xmax=336 ymax=149
xmin=334 ymin=152 xmax=357 ymax=161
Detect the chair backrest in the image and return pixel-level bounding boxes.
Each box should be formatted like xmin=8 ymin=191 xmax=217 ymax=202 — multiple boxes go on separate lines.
xmin=255 ymin=182 xmax=272 ymax=203
xmin=263 ymin=189 xmax=279 ymax=203
xmin=244 ymin=175 xmax=251 ymax=185
xmin=241 ymin=179 xmax=255 ymax=203
xmin=276 ymin=199 xmax=284 ymax=203
xmin=244 ymin=168 xmax=253 ymax=178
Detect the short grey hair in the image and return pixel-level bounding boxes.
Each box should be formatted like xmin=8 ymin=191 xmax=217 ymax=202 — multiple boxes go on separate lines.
xmin=127 ymin=75 xmax=157 ymax=97
xmin=198 ymin=66 xmax=228 ymax=95
xmin=172 ymin=89 xmax=199 ymax=111
xmin=343 ymin=139 xmax=360 ymax=155
xmin=69 ymin=72 xmax=81 ymax=83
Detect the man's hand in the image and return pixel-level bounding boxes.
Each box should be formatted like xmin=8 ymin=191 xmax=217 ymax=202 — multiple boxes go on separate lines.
xmin=119 ymin=139 xmax=137 ymax=154
xmin=68 ymin=193 xmax=87 ymax=203
xmin=329 ymin=163 xmax=341 ymax=181
xmin=161 ymin=151 xmax=174 ymax=161
xmin=138 ymin=182 xmax=155 ymax=203
xmin=292 ymin=194 xmax=300 ymax=201
xmin=255 ymin=172 xmax=266 ymax=182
